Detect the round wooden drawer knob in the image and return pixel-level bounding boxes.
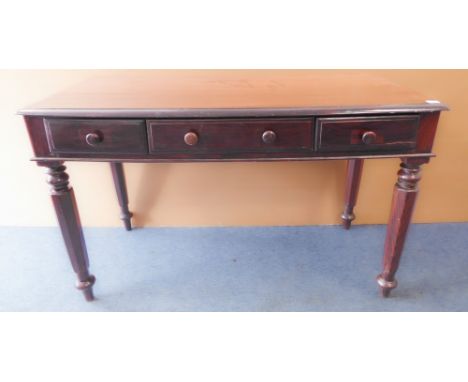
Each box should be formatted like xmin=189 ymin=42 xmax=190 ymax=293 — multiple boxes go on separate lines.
xmin=85 ymin=132 xmax=103 ymax=146
xmin=262 ymin=130 xmax=277 ymax=144
xmin=184 ymin=131 xmax=199 ymax=146
xmin=362 ymin=131 xmax=377 ymax=144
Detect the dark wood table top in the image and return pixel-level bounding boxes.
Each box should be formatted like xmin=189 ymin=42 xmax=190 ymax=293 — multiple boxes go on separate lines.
xmin=18 ymin=70 xmax=448 ymax=118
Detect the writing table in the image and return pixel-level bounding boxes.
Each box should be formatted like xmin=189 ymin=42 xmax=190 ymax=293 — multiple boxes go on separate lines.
xmin=19 ymin=70 xmax=448 ymax=301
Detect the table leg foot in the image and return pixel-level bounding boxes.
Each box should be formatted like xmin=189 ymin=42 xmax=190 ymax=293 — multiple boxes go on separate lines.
xmin=341 ymin=212 xmax=355 ymax=230
xmin=376 ymin=274 xmax=398 ymax=297
xmin=76 ymin=274 xmax=96 ymax=301
xmin=121 ymin=212 xmax=133 ymax=231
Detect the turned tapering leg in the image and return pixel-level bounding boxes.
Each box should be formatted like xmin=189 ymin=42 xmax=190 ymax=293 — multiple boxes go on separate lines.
xmin=341 ymin=159 xmax=364 ymax=229
xmin=110 ymin=162 xmax=133 ymax=231
xmin=377 ymin=159 xmax=425 ymax=297
xmin=40 ymin=161 xmax=96 ymax=301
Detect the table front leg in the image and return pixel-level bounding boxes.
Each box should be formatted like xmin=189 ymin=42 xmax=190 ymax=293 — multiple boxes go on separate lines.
xmin=110 ymin=162 xmax=133 ymax=231
xmin=341 ymin=159 xmax=364 ymax=229
xmin=377 ymin=158 xmax=426 ymax=297
xmin=40 ymin=161 xmax=96 ymax=301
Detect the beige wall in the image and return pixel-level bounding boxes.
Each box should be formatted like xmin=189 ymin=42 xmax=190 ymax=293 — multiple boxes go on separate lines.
xmin=1 ymin=70 xmax=467 ymax=227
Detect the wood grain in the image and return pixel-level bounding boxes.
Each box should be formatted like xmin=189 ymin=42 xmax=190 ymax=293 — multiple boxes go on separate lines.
xmin=316 ymin=115 xmax=420 ymax=152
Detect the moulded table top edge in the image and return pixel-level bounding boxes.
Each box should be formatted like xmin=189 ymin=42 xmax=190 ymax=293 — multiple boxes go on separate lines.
xmin=17 ymin=103 xmax=448 ymax=118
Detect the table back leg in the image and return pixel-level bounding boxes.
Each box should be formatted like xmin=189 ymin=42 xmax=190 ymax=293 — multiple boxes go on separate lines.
xmin=40 ymin=161 xmax=96 ymax=301
xmin=341 ymin=159 xmax=364 ymax=229
xmin=110 ymin=162 xmax=133 ymax=231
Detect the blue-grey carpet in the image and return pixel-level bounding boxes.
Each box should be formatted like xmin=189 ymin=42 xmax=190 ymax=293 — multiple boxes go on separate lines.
xmin=1 ymin=223 xmax=467 ymax=311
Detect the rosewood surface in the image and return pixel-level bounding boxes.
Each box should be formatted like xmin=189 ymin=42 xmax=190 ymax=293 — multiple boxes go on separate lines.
xmin=19 ymin=70 xmax=448 ymax=302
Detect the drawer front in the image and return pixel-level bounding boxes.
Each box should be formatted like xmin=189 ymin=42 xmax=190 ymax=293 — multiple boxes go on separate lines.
xmin=316 ymin=115 xmax=420 ymax=152
xmin=147 ymin=118 xmax=314 ymax=154
xmin=45 ymin=118 xmax=148 ymax=154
